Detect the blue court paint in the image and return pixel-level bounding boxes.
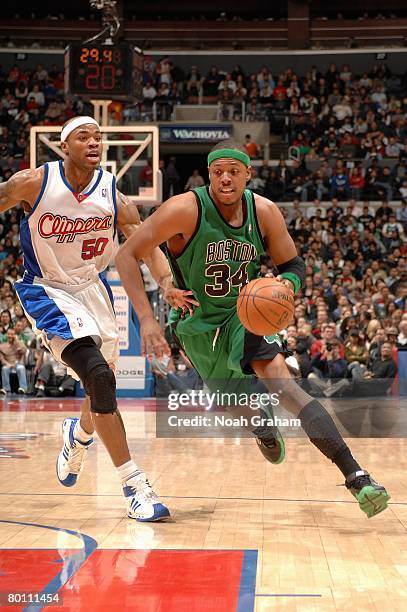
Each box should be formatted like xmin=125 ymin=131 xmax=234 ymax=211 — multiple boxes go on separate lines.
xmin=255 ymin=594 xmax=322 ymax=597
xmin=237 ymin=550 xmax=258 ymax=612
xmin=0 ymin=519 xmax=97 ymax=612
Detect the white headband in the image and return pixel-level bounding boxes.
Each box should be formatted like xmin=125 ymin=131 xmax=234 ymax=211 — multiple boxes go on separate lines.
xmin=60 ymin=116 xmax=100 ymax=142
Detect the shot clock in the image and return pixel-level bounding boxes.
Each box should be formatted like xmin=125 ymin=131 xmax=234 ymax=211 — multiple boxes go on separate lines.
xmin=64 ymin=42 xmax=143 ymax=100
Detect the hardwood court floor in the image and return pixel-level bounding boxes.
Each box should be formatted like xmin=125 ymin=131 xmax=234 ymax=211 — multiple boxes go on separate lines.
xmin=0 ymin=398 xmax=406 ymax=611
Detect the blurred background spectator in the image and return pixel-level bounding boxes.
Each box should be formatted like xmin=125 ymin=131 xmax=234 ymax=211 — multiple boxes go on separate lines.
xmin=34 ymin=346 xmax=75 ymax=397
xmin=0 ymin=328 xmax=27 ymax=395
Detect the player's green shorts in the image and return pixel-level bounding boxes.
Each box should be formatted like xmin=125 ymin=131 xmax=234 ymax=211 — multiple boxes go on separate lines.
xmin=172 ymin=313 xmax=286 ymax=384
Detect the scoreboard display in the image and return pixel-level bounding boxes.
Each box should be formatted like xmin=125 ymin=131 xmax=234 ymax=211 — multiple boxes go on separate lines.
xmin=64 ymin=43 xmax=143 ymax=100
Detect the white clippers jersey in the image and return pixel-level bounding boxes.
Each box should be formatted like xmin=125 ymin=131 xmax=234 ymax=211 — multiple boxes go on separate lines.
xmin=20 ymin=160 xmax=117 ymax=285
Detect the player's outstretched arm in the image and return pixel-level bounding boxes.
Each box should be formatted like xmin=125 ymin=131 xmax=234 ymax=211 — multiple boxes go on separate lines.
xmin=0 ymin=167 xmax=44 ymax=214
xmin=255 ymin=195 xmax=306 ymax=293
xmin=115 ymin=193 xmax=197 ymax=358
xmin=116 ymin=190 xmax=199 ymax=314
xmin=116 ymin=190 xmax=173 ymax=288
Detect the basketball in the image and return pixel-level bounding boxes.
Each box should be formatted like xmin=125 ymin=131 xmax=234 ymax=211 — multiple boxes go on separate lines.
xmin=237 ymin=277 xmax=295 ymax=336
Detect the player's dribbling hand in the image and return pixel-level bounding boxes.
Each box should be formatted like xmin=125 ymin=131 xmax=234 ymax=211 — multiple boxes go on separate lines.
xmin=140 ymin=317 xmax=171 ymax=362
xmin=163 ymin=287 xmax=200 ymax=317
xmin=265 ymin=273 xmax=295 ymax=293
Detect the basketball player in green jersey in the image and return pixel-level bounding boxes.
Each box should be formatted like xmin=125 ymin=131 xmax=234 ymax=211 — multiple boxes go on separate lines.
xmin=116 ymin=140 xmax=390 ymax=518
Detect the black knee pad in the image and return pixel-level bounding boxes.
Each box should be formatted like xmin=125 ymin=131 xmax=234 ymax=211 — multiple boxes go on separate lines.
xmin=61 ymin=337 xmax=117 ymax=414
xmin=85 ymin=364 xmax=117 ymax=414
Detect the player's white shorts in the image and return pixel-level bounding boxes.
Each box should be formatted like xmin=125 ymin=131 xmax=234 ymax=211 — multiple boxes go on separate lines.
xmin=15 ymin=276 xmax=119 ymax=377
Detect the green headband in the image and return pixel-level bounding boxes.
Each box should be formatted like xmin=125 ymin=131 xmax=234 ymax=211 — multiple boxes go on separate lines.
xmin=208 ymin=149 xmax=250 ymax=167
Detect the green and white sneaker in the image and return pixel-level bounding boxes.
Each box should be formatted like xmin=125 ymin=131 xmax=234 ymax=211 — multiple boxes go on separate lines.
xmin=345 ymin=470 xmax=390 ymax=518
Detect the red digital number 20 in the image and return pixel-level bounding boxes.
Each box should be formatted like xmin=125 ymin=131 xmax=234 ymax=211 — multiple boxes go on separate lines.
xmin=81 ymin=237 xmax=109 ymax=260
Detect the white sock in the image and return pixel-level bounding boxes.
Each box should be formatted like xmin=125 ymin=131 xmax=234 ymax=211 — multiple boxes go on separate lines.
xmin=74 ymin=421 xmax=93 ymax=443
xmin=117 ymin=460 xmax=142 ymax=484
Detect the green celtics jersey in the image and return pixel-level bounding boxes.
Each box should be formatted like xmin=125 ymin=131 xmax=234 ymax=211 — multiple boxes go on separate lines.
xmin=168 ymin=185 xmax=267 ymax=334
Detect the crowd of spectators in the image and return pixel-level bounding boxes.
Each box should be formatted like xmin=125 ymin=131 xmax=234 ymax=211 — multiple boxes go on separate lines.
xmin=0 ymin=248 xmax=75 ymax=396
xmin=138 ymin=59 xmax=407 ymax=147
xmin=257 ymin=196 xmax=406 ymax=397
xmin=1 ymin=58 xmax=406 ymax=199
xmin=248 ymin=156 xmax=407 ymax=203
xmin=0 ymin=57 xmax=405 ymax=397
xmin=123 ymin=60 xmax=407 ymax=202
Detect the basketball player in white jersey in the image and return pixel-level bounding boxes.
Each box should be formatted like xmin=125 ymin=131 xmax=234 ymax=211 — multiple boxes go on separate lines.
xmin=0 ymin=116 xmax=197 ymax=521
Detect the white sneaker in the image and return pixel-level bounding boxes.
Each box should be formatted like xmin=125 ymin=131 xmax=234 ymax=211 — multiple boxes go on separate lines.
xmin=56 ymin=417 xmax=93 ymax=487
xmin=123 ymin=473 xmax=170 ymax=522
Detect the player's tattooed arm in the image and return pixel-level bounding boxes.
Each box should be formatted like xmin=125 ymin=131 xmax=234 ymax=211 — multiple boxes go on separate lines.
xmin=0 ymin=167 xmax=44 ymax=214
xmin=116 ymin=190 xmax=198 ymax=314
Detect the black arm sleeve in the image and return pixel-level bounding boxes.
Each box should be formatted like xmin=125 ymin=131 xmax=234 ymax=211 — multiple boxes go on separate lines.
xmin=276 ymin=255 xmax=306 ymax=291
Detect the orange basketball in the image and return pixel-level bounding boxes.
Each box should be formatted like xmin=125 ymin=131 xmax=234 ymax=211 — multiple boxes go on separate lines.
xmin=237 ymin=277 xmax=295 ymax=336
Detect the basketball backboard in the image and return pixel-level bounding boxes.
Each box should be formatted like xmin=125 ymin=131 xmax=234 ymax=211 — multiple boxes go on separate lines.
xmin=30 ymin=125 xmax=162 ymax=206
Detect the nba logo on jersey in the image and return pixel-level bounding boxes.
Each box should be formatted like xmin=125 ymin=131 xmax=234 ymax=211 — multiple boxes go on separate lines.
xmin=101 ymin=188 xmax=107 ymax=197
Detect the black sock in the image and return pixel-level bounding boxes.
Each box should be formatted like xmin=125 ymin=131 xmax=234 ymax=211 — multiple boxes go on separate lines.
xmin=298 ymin=400 xmax=361 ymax=478
xmin=333 ymin=447 xmax=362 ymax=479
